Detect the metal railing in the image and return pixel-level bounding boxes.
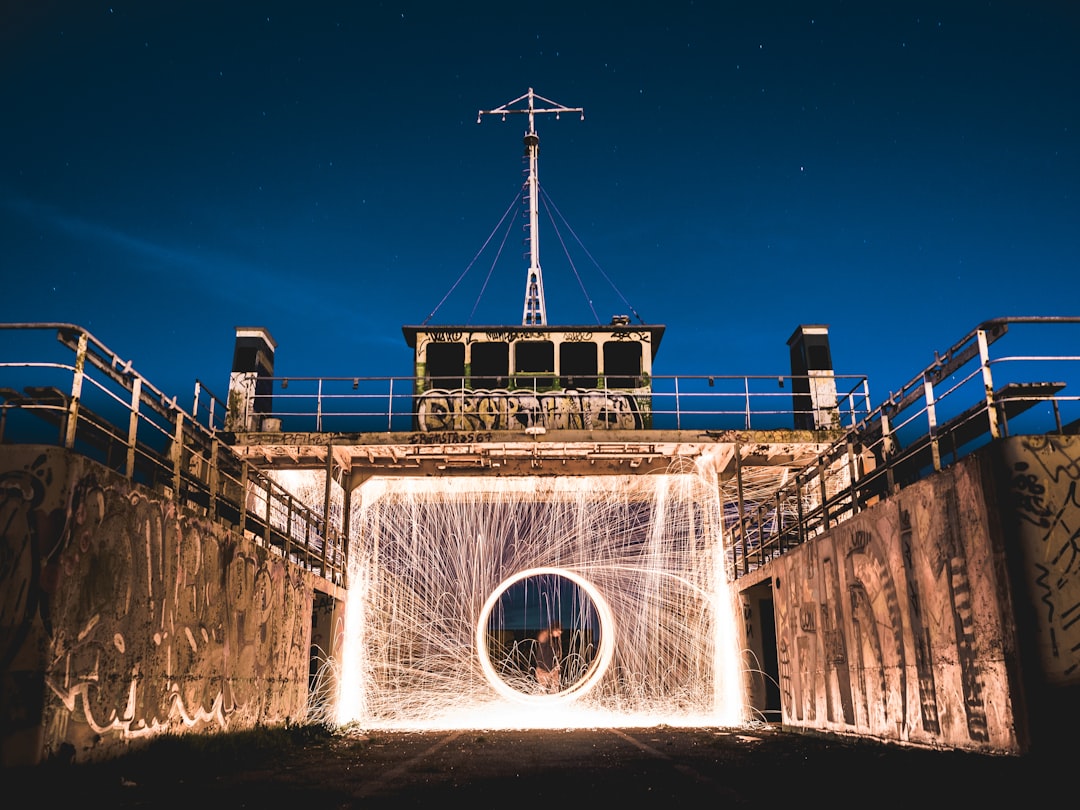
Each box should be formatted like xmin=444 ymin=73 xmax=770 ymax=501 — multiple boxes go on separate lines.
xmin=4 ymin=318 xmax=1076 ymax=586
xmin=0 ymin=324 xmax=346 ymax=586
xmin=725 ymin=317 xmax=1080 ymax=578
xmin=240 ymin=372 xmax=872 ymax=434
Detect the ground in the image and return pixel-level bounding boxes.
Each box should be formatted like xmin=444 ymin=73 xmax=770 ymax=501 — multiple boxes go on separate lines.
xmin=5 ymin=723 xmax=1059 ymax=808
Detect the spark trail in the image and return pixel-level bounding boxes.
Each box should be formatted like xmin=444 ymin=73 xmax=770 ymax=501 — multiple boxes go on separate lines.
xmin=331 ymin=459 xmax=747 ymax=731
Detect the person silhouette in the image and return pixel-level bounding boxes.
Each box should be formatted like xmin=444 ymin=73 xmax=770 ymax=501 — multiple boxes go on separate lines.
xmin=534 ymin=621 xmax=563 ymax=693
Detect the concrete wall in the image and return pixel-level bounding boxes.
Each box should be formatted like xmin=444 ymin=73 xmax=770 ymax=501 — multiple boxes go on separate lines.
xmin=993 ymin=434 xmax=1080 ymax=744
xmin=6 ymin=434 xmax=1077 ymax=763
xmin=739 ymin=435 xmax=1080 ymax=755
xmin=0 ymin=446 xmax=344 ymax=766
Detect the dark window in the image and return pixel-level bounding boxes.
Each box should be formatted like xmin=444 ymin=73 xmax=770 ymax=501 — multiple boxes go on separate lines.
xmin=471 ymin=342 xmax=509 ymax=389
xmin=603 ymin=342 xmax=642 ymax=388
xmin=559 ymin=342 xmax=598 ymax=389
xmin=515 ymin=340 xmax=555 ymax=390
xmin=426 ymin=342 xmax=465 ymax=388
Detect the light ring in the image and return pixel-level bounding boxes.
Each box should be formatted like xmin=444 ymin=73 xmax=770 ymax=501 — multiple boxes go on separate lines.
xmin=476 ymin=566 xmax=615 ymax=704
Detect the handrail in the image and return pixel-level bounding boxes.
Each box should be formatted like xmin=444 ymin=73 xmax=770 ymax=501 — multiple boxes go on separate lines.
xmin=725 ymin=316 xmax=1080 ymax=578
xmin=4 ymin=318 xmax=1077 ymax=587
xmin=0 ymin=324 xmax=346 ymax=586
xmin=237 ymin=372 xmax=873 ymax=434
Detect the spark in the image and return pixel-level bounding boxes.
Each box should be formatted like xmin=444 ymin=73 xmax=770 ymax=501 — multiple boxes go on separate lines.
xmin=305 ymin=465 xmax=752 ymax=731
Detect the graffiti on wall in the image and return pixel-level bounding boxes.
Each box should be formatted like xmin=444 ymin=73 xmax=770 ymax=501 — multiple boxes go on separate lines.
xmin=416 ymin=388 xmax=644 ymax=432
xmin=0 ymin=449 xmax=312 ymax=760
xmin=770 ymin=457 xmax=1013 ymax=751
xmin=1004 ymin=435 xmax=1080 ymax=684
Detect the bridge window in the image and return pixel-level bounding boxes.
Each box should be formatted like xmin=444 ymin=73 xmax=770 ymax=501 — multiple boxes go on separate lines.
xmin=426 ymin=342 xmax=465 ymax=388
xmin=471 ymin=342 xmax=509 ymax=390
xmin=515 ymin=340 xmax=555 ymax=390
xmin=603 ymin=342 xmax=642 ymax=389
xmin=560 ymin=342 xmax=598 ymax=389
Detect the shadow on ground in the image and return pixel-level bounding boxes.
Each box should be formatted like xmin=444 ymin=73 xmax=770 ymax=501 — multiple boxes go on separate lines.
xmin=5 ymin=723 xmax=1061 ymax=808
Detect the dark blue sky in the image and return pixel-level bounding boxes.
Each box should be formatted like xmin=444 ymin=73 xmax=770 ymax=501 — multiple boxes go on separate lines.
xmin=2 ymin=2 xmax=1077 ymax=407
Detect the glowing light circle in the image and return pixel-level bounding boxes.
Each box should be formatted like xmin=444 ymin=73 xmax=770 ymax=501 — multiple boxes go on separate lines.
xmin=476 ymin=566 xmax=616 ymax=704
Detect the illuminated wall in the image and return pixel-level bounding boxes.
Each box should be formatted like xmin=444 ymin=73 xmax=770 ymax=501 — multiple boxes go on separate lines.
xmin=996 ymin=435 xmax=1080 ymax=692
xmin=5 ymin=434 xmax=1076 ymax=763
xmin=0 ymin=447 xmax=343 ymax=766
xmin=745 ymin=435 xmax=1080 ymax=755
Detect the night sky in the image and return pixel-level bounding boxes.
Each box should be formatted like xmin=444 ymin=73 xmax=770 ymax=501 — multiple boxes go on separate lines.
xmin=2 ymin=2 xmax=1077 ymax=408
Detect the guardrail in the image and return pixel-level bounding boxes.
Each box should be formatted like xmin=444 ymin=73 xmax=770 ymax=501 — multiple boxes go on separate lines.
xmin=4 ymin=318 xmax=1076 ymax=586
xmin=240 ymin=373 xmax=872 ymax=434
xmin=0 ymin=323 xmax=346 ymax=586
xmin=725 ymin=316 xmax=1080 ymax=578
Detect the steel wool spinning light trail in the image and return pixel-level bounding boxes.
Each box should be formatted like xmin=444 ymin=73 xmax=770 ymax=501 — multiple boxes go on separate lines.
xmin=331 ymin=459 xmax=748 ymax=731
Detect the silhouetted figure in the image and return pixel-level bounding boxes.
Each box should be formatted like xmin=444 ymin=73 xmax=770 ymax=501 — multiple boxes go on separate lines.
xmin=535 ymin=621 xmax=563 ymax=693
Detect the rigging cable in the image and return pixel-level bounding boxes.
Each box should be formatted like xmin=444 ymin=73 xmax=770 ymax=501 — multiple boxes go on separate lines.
xmin=540 ymin=185 xmax=647 ymax=325
xmin=539 ymin=187 xmax=600 ymax=325
xmin=468 ymin=189 xmax=521 ymax=324
xmin=422 ymin=189 xmax=522 ymax=326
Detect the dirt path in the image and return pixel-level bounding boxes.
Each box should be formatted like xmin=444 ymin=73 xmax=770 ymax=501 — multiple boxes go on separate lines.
xmin=6 ymin=724 xmax=1053 ymax=808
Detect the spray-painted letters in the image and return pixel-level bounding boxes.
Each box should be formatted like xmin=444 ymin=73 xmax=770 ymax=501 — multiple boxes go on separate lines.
xmin=417 ymin=388 xmax=644 ymax=431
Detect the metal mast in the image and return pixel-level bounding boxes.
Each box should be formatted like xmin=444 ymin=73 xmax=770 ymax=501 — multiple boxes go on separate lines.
xmin=478 ymin=88 xmax=584 ymax=326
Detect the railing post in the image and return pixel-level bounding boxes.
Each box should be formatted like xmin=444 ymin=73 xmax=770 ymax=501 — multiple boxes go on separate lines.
xmin=775 ymin=491 xmax=784 ymax=553
xmin=264 ymin=476 xmax=273 ymax=548
xmin=388 ymin=378 xmax=394 ymax=431
xmin=795 ymin=474 xmax=806 ymax=545
xmin=126 ymin=376 xmax=142 ymax=480
xmin=341 ymin=484 xmax=353 ymax=588
xmin=305 ymin=503 xmax=313 ymax=572
xmin=757 ymin=503 xmax=766 ymax=567
xmin=192 ymin=380 xmax=202 ymax=425
xmin=65 ymin=331 xmax=89 ymax=450
xmin=208 ymin=436 xmax=220 ymax=522
xmin=317 ymin=378 xmax=324 ymax=432
xmin=283 ymin=490 xmax=293 ymax=559
xmin=674 ymin=376 xmax=680 ymax=430
xmin=922 ymin=373 xmax=941 ymax=471
xmin=239 ymin=459 xmax=249 ymax=533
xmin=323 ymin=447 xmax=333 ymax=576
xmin=881 ymin=410 xmax=896 ymax=494
xmin=734 ymin=445 xmax=748 ymax=577
xmin=172 ymin=407 xmax=184 ymax=495
xmin=818 ymin=458 xmax=829 ymax=531
xmin=977 ymin=328 xmax=1000 ymax=439
xmin=744 ymin=376 xmax=751 ymax=430
xmin=846 ymin=438 xmax=861 ymax=514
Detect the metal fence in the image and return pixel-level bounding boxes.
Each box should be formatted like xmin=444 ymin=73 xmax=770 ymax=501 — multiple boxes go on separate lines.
xmin=241 ymin=372 xmax=872 ymax=434
xmin=0 ymin=323 xmax=346 ymax=586
xmin=4 ymin=318 xmax=1077 ymax=585
xmin=724 ymin=317 xmax=1080 ymax=578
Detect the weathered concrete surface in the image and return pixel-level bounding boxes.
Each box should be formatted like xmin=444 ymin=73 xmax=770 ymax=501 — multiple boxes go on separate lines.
xmin=1 ymin=725 xmax=1059 ymax=809
xmin=741 ymin=450 xmax=1024 ymax=753
xmin=6 ymin=435 xmax=1078 ymax=766
xmin=738 ymin=435 xmax=1080 ymax=756
xmin=0 ymin=447 xmax=342 ymax=766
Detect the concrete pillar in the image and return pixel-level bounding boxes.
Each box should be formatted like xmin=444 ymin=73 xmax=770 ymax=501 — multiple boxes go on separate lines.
xmin=787 ymin=325 xmax=839 ymax=430
xmin=226 ymin=326 xmax=277 ymax=432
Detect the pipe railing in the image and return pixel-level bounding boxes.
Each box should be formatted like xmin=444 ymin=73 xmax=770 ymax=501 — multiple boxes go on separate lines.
xmin=0 ymin=323 xmax=346 ymax=586
xmin=244 ymin=372 xmax=872 ymax=434
xmin=4 ymin=318 xmax=1076 ymax=586
xmin=725 ymin=316 xmax=1080 ymax=578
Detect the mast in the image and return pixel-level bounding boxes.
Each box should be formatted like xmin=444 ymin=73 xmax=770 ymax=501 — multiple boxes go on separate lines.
xmin=478 ymin=88 xmax=584 ymax=326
